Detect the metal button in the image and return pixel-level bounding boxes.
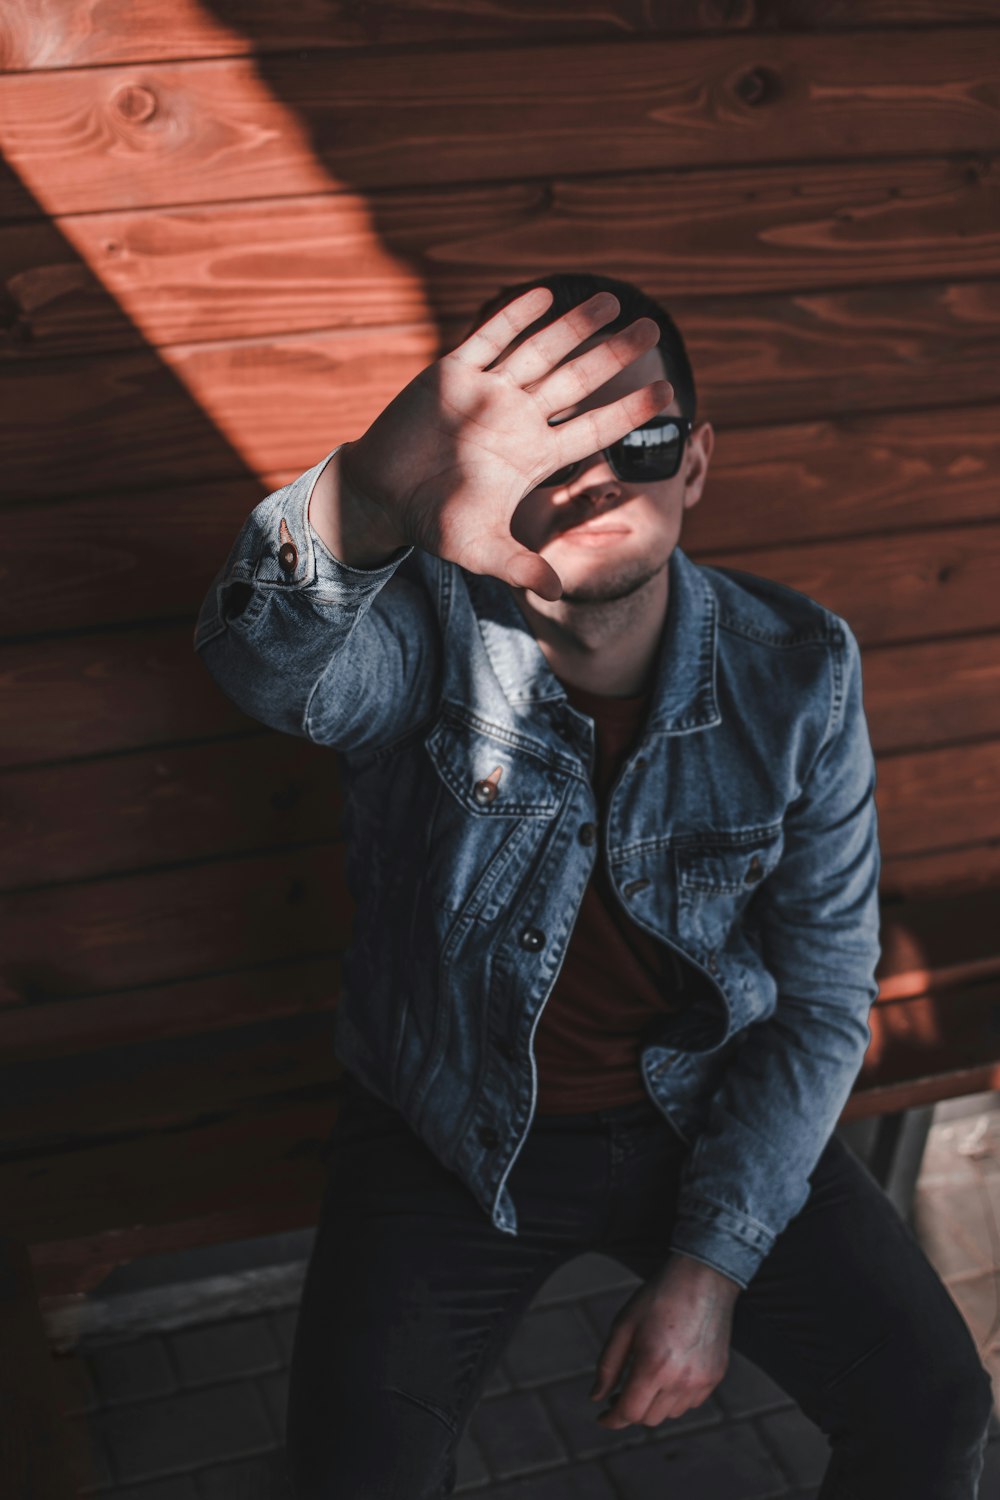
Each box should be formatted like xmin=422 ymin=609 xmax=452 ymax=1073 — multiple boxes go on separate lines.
xmin=519 ymin=926 xmax=546 ymax=952
xmin=278 ymin=517 xmax=298 ymax=573
xmin=578 ymin=822 xmax=597 ymax=846
xmin=478 ymin=1125 xmax=500 ymax=1149
xmin=744 ymin=855 xmax=764 ymax=885
xmin=622 ymin=878 xmax=651 ymax=899
xmin=473 ymin=779 xmax=499 ymax=806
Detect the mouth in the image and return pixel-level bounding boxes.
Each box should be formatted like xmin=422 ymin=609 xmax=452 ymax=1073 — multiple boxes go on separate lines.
xmin=556 ymin=519 xmax=632 ymax=547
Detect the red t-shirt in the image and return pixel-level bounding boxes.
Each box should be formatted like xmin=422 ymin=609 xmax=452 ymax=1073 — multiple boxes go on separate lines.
xmin=533 ymin=673 xmax=690 ymax=1113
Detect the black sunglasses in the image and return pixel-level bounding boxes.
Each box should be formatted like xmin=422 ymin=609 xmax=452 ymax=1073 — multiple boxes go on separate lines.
xmin=538 ymin=415 xmax=693 ymax=489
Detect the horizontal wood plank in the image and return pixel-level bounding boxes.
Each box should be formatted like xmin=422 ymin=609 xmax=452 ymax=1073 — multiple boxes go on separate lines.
xmin=3 ymin=32 xmax=1000 ymax=218
xmin=703 ymin=522 xmax=1000 ymax=650
xmin=2 ymin=816 xmax=998 ymax=1007
xmin=0 ymin=734 xmax=343 ymax=889
xmin=4 ymin=155 xmax=998 ymax=359
xmin=0 ymin=1011 xmax=337 ymax=1151
xmin=3 ymin=724 xmax=999 ymax=893
xmin=6 ymin=2 xmax=1000 ymax=73
xmin=5 ymin=404 xmax=1000 ymax=638
xmin=0 ymin=1092 xmax=341 ymax=1248
xmin=875 ymin=741 xmax=1000 ymax=864
xmin=879 ymin=841 xmax=1000 ymax=900
xmin=5 ymin=282 xmax=1000 ymax=504
xmin=0 ymin=956 xmax=343 ymax=1062
xmin=3 ymin=623 xmax=1000 ymax=775
xmin=0 ymin=845 xmax=354 ymax=1005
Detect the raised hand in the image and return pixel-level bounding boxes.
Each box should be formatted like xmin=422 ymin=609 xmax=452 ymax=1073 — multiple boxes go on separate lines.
xmin=338 ymin=286 xmax=673 ymax=600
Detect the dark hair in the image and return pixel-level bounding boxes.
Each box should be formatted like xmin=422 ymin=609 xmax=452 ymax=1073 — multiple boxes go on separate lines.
xmin=467 ymin=271 xmax=697 ymax=422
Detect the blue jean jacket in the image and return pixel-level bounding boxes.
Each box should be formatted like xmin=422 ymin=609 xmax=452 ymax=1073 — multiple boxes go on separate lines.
xmin=194 ymin=448 xmax=882 ymax=1290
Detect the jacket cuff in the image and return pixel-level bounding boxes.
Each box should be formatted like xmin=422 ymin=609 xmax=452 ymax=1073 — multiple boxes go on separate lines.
xmin=670 ymin=1196 xmax=777 ymax=1291
xmin=251 ymin=447 xmax=414 ymax=600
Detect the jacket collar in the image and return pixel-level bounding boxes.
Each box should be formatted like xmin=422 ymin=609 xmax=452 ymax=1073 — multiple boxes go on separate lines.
xmin=464 ymin=544 xmax=721 ymax=736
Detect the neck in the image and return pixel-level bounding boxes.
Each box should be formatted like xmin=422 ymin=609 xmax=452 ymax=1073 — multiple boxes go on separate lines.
xmin=510 ymin=564 xmax=669 ymax=697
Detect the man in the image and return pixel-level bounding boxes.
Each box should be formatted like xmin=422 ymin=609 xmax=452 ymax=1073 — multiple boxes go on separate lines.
xmin=194 ymin=273 xmax=993 ymax=1498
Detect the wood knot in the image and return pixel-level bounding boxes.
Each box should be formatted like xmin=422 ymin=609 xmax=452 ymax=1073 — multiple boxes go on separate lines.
xmin=114 ymin=84 xmax=158 ymax=124
xmin=735 ymin=66 xmax=780 ymax=108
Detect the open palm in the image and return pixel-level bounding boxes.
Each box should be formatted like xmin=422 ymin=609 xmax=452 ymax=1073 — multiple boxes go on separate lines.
xmin=341 ymin=286 xmax=673 ymax=600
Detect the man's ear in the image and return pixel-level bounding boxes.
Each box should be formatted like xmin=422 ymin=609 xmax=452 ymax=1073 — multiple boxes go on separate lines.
xmin=683 ymin=421 xmax=714 ymax=511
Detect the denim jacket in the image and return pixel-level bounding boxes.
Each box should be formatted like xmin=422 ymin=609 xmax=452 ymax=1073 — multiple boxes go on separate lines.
xmin=194 ymin=447 xmax=882 ymax=1290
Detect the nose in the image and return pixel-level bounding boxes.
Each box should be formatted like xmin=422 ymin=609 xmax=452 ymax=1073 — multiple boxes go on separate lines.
xmin=551 ymin=455 xmax=621 ymax=505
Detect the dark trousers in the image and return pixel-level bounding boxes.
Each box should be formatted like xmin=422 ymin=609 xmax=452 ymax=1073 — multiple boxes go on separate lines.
xmin=285 ymin=1073 xmax=994 ymax=1498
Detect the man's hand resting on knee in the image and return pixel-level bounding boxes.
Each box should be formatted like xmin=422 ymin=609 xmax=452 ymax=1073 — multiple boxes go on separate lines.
xmin=589 ymin=1253 xmax=741 ymax=1428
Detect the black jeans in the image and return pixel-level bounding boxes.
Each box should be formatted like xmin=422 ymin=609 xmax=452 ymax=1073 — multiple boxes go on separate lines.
xmin=285 ymin=1073 xmax=994 ymax=1498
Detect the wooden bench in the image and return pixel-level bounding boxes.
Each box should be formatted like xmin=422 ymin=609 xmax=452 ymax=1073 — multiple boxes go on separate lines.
xmin=2 ymin=884 xmax=997 ymax=1497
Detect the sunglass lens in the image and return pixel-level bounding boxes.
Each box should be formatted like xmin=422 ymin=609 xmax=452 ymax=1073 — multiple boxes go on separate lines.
xmin=613 ymin=421 xmax=683 ymax=480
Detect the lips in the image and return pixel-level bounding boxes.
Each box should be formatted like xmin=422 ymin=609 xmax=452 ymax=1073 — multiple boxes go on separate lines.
xmin=559 ymin=520 xmax=630 ymax=539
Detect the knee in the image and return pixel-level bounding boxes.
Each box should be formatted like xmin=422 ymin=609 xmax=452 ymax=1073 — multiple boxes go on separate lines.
xmin=285 ymin=1384 xmax=456 ymax=1500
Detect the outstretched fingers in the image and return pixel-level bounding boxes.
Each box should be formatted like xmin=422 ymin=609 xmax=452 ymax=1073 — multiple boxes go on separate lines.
xmin=530 ymin=317 xmax=663 ymax=418
xmin=492 ymin=291 xmax=622 ymax=386
xmin=546 ymin=379 xmax=673 ymax=475
xmin=453 ymin=286 xmax=555 ymax=371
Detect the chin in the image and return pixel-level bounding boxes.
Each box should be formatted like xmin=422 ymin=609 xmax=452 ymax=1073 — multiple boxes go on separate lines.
xmin=558 ymin=556 xmax=668 ymax=605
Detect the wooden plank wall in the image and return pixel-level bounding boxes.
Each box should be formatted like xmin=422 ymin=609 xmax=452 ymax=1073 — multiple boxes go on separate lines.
xmin=2 ymin=1 xmax=999 ymax=1068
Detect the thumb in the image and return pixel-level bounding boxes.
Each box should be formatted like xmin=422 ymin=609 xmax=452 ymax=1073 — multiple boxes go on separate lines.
xmin=502 ymin=548 xmax=563 ymax=601
xmin=590 ymin=1319 xmax=634 ymax=1403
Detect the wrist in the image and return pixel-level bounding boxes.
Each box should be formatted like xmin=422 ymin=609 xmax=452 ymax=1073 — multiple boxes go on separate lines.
xmin=667 ymin=1252 xmax=742 ymax=1298
xmin=337 ymin=443 xmax=409 ymax=555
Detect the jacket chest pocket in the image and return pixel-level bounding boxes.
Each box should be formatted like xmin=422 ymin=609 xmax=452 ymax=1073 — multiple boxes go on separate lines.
xmin=424 ymin=715 xmax=567 ymax=922
xmin=674 ymin=827 xmax=784 ymax=951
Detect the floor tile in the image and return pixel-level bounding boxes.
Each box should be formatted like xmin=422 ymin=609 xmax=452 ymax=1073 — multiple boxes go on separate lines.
xmin=756 ymin=1406 xmax=831 ymax=1488
xmin=97 ymin=1382 xmax=274 ymax=1484
xmin=86 ymin=1337 xmax=177 ymax=1406
xmin=605 ymin=1419 xmax=788 ymax=1500
xmin=503 ymin=1302 xmax=602 ymax=1387
xmin=714 ymin=1351 xmax=795 ymax=1420
xmin=169 ymin=1317 xmax=282 ymax=1388
xmin=472 ymin=1389 xmax=569 ymax=1479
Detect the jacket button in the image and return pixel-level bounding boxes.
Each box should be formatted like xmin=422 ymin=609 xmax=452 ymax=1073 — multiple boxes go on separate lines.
xmin=473 ymin=779 xmax=499 ymax=806
xmin=744 ymin=855 xmax=764 ymax=884
xmin=519 ymin=926 xmax=546 ymax=952
xmin=278 ymin=542 xmax=298 ymax=573
xmin=478 ymin=1125 xmax=500 ymax=1149
xmin=623 ymin=878 xmax=651 ymax=899
xmin=578 ymin=822 xmax=597 ymax=846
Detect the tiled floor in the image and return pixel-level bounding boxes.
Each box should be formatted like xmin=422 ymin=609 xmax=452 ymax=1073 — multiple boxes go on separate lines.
xmin=48 ymin=1101 xmax=1000 ymax=1499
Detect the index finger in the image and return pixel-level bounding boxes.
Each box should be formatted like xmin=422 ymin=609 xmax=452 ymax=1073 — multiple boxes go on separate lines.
xmin=452 ymin=286 xmax=555 ymax=371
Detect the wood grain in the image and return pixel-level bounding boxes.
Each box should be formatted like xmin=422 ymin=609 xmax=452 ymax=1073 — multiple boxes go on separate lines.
xmin=0 ymin=734 xmax=344 ymax=888
xmin=3 ymin=31 xmax=1000 ymax=218
xmin=3 ymin=629 xmax=999 ymax=775
xmin=3 ymin=723 xmax=998 ymax=891
xmin=0 ymin=844 xmax=353 ymax=1005
xmin=5 ymin=1 xmax=1000 ymax=72
xmin=5 ymin=281 xmax=1000 ymax=504
xmin=4 ymin=155 xmax=998 ymax=359
xmin=4 ymin=405 xmax=1000 ymax=637
xmin=0 ymin=955 xmax=343 ymax=1062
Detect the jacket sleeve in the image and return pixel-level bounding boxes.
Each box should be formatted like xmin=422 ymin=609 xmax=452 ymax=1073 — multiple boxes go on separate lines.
xmin=193 ymin=446 xmax=441 ymax=756
xmin=668 ymin=621 xmax=882 ymax=1289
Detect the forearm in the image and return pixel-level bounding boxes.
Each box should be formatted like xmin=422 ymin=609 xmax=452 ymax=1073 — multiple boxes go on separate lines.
xmin=193 ymin=449 xmax=428 ymax=749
